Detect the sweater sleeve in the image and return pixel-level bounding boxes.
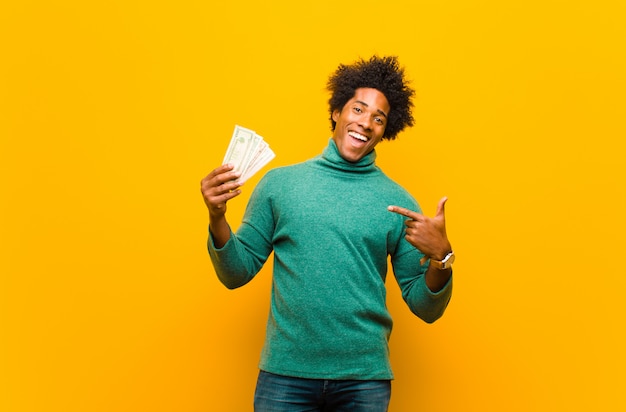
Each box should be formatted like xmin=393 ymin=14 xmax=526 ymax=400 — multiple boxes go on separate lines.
xmin=387 ymin=189 xmax=453 ymax=324
xmin=207 ymin=175 xmax=275 ymax=289
xmin=391 ymin=246 xmax=453 ymax=323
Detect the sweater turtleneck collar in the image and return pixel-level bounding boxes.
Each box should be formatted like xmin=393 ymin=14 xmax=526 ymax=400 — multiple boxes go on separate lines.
xmin=317 ymin=138 xmax=378 ymax=173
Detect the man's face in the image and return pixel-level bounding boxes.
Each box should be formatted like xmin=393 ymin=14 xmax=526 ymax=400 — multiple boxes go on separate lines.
xmin=331 ymin=88 xmax=390 ymax=163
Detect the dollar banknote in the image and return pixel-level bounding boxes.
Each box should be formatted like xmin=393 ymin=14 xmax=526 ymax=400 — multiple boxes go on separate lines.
xmin=222 ymin=125 xmax=275 ymax=183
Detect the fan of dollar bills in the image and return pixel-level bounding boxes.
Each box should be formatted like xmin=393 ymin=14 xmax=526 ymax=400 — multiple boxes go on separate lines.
xmin=222 ymin=125 xmax=276 ymax=183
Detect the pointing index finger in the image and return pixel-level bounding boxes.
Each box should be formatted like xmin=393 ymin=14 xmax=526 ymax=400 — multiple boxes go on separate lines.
xmin=387 ymin=205 xmax=422 ymax=220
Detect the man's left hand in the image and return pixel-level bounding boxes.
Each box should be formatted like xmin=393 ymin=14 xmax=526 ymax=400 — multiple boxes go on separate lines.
xmin=388 ymin=197 xmax=452 ymax=262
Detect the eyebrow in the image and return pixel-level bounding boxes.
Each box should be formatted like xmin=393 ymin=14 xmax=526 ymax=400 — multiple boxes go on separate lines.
xmin=355 ymin=100 xmax=388 ymax=119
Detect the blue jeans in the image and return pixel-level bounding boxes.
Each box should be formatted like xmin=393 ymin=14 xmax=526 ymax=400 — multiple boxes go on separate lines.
xmin=253 ymin=370 xmax=391 ymax=412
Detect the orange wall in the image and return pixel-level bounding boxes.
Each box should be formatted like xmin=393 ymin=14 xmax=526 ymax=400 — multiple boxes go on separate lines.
xmin=1 ymin=1 xmax=625 ymax=411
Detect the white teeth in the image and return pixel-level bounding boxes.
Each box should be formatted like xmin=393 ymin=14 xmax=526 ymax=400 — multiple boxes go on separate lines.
xmin=349 ymin=131 xmax=368 ymax=141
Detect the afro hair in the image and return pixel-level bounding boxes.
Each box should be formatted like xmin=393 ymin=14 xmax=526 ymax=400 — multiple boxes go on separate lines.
xmin=326 ymin=55 xmax=415 ymax=140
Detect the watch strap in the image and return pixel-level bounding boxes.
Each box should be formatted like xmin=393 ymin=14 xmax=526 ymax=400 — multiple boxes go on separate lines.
xmin=429 ymin=251 xmax=455 ymax=270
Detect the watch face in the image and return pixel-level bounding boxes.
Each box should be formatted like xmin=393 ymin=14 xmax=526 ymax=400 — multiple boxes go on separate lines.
xmin=432 ymin=252 xmax=454 ymax=269
xmin=443 ymin=252 xmax=455 ymax=267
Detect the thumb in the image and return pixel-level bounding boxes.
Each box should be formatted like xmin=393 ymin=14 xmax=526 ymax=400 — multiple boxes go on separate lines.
xmin=436 ymin=196 xmax=448 ymax=218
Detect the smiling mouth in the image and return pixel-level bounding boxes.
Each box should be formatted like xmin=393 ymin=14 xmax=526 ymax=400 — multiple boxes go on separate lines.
xmin=348 ymin=131 xmax=368 ymax=142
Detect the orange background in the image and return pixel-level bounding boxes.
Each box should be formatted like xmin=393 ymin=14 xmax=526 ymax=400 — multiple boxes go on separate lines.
xmin=1 ymin=1 xmax=625 ymax=411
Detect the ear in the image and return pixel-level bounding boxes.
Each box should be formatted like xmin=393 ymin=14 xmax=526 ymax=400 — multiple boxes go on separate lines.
xmin=332 ymin=109 xmax=340 ymax=123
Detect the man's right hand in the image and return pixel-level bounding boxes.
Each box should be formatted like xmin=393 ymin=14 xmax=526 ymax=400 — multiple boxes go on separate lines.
xmin=200 ymin=164 xmax=243 ymax=248
xmin=200 ymin=164 xmax=243 ymax=218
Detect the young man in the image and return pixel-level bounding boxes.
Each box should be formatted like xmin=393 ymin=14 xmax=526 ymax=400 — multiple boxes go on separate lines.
xmin=201 ymin=56 xmax=454 ymax=411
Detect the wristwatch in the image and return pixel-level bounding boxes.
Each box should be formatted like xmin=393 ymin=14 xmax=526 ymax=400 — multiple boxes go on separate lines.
xmin=429 ymin=251 xmax=455 ymax=270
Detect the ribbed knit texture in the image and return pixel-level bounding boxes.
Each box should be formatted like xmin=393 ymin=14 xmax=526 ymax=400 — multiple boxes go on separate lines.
xmin=208 ymin=139 xmax=452 ymax=380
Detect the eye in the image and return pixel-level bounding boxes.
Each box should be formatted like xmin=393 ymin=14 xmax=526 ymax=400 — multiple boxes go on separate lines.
xmin=352 ymin=106 xmax=362 ymax=113
xmin=374 ymin=117 xmax=384 ymax=125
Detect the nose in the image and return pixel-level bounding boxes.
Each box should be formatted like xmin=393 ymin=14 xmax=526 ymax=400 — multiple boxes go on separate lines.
xmin=357 ymin=114 xmax=372 ymax=130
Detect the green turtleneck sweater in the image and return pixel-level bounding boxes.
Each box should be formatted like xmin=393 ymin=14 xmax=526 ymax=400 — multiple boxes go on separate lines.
xmin=208 ymin=139 xmax=452 ymax=380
